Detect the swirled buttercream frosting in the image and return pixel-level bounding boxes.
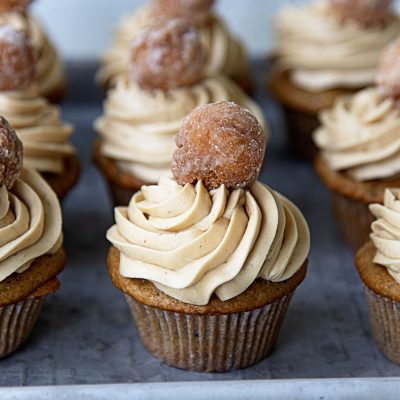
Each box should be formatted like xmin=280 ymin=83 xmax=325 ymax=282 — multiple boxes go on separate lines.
xmin=0 ymin=12 xmax=65 ymax=99
xmin=97 ymin=8 xmax=249 ymax=87
xmin=106 ymin=177 xmax=310 ymax=305
xmin=0 ymin=86 xmax=75 ymax=174
xmin=370 ymin=188 xmax=400 ymax=283
xmin=0 ymin=168 xmax=62 ymax=282
xmin=95 ymin=76 xmax=266 ymax=182
xmin=275 ymin=0 xmax=400 ymax=91
xmin=313 ymin=88 xmax=400 ymax=182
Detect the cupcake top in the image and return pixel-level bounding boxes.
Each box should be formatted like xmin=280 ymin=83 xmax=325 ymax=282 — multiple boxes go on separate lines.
xmin=370 ymin=188 xmax=400 ymax=283
xmin=0 ymin=116 xmax=62 ymax=282
xmin=313 ymin=38 xmax=400 ymax=182
xmin=106 ymin=101 xmax=310 ymax=305
xmin=0 ymin=1 xmax=65 ymax=100
xmin=95 ymin=19 xmax=265 ymax=183
xmin=274 ymin=0 xmax=400 ymax=92
xmin=0 ymin=25 xmax=75 ymax=175
xmin=97 ymin=0 xmax=250 ymax=90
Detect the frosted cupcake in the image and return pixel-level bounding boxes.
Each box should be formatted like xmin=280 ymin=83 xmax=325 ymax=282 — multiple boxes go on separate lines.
xmin=106 ymin=101 xmax=310 ymax=372
xmin=356 ymin=188 xmax=400 ymax=364
xmin=97 ymin=0 xmax=253 ymax=94
xmin=269 ymin=0 xmax=400 ymax=159
xmin=0 ymin=0 xmax=66 ymax=103
xmin=313 ymin=38 xmax=400 ymax=250
xmin=94 ymin=18 xmax=266 ymax=206
xmin=0 ymin=116 xmax=65 ymax=358
xmin=0 ymin=25 xmax=78 ymax=200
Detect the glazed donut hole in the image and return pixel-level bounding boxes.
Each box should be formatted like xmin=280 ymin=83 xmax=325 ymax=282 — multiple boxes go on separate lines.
xmin=329 ymin=0 xmax=393 ymax=27
xmin=0 ymin=25 xmax=36 ymax=91
xmin=0 ymin=115 xmax=23 ymax=190
xmin=129 ymin=17 xmax=206 ymax=91
xmin=0 ymin=0 xmax=32 ymax=13
xmin=172 ymin=101 xmax=266 ymax=191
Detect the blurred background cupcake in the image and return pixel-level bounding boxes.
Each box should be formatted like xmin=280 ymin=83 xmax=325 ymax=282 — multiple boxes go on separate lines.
xmin=0 ymin=24 xmax=78 ymax=201
xmin=356 ymin=188 xmax=400 ymax=365
xmin=96 ymin=0 xmax=254 ymax=94
xmin=105 ymin=101 xmax=310 ymax=372
xmin=0 ymin=0 xmax=66 ymax=103
xmin=94 ymin=18 xmax=266 ymax=207
xmin=268 ymin=0 xmax=400 ymax=159
xmin=313 ymin=38 xmax=400 ymax=251
xmin=0 ymin=116 xmax=65 ymax=358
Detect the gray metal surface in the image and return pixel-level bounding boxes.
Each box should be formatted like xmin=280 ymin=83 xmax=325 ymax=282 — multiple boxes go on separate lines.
xmin=0 ymin=61 xmax=399 ymax=389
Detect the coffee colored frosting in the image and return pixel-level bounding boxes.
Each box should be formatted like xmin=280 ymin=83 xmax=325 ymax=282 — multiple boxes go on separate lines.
xmin=95 ymin=76 xmax=266 ymax=182
xmin=275 ymin=0 xmax=400 ymax=91
xmin=97 ymin=7 xmax=249 ymax=87
xmin=0 ymin=85 xmax=75 ymax=174
xmin=0 ymin=168 xmax=62 ymax=282
xmin=106 ymin=177 xmax=310 ymax=305
xmin=0 ymin=12 xmax=65 ymax=99
xmin=313 ymin=88 xmax=400 ymax=182
xmin=370 ymin=188 xmax=400 ymax=283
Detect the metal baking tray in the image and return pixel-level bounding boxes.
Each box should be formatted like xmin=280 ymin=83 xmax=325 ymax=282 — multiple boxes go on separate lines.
xmin=1 ymin=61 xmax=399 ymax=398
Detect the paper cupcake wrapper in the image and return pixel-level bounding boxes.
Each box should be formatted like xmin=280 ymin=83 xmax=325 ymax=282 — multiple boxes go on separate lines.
xmin=281 ymin=105 xmax=319 ymax=160
xmin=125 ymin=292 xmax=294 ymax=372
xmin=0 ymin=297 xmax=45 ymax=358
xmin=330 ymin=190 xmax=372 ymax=251
xmin=365 ymin=286 xmax=400 ymax=365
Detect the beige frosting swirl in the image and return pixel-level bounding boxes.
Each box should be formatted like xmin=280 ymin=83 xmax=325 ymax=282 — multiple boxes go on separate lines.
xmin=0 ymin=12 xmax=65 ymax=99
xmin=97 ymin=7 xmax=250 ymax=87
xmin=370 ymin=188 xmax=400 ymax=283
xmin=275 ymin=0 xmax=400 ymax=91
xmin=106 ymin=177 xmax=310 ymax=305
xmin=0 ymin=168 xmax=62 ymax=282
xmin=0 ymin=85 xmax=75 ymax=174
xmin=95 ymin=75 xmax=266 ymax=182
xmin=313 ymin=88 xmax=400 ymax=182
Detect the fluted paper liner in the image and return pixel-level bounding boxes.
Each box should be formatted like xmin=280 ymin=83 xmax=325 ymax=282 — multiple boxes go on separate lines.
xmin=330 ymin=190 xmax=373 ymax=251
xmin=365 ymin=286 xmax=400 ymax=365
xmin=125 ymin=292 xmax=294 ymax=372
xmin=0 ymin=297 xmax=45 ymax=358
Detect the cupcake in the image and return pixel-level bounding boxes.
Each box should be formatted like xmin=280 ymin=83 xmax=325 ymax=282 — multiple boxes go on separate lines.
xmin=0 ymin=116 xmax=65 ymax=358
xmin=0 ymin=25 xmax=78 ymax=201
xmin=94 ymin=18 xmax=266 ymax=207
xmin=313 ymin=38 xmax=400 ymax=250
xmin=105 ymin=101 xmax=310 ymax=372
xmin=356 ymin=188 xmax=400 ymax=364
xmin=0 ymin=0 xmax=66 ymax=103
xmin=268 ymin=0 xmax=400 ymax=159
xmin=97 ymin=0 xmax=254 ymax=94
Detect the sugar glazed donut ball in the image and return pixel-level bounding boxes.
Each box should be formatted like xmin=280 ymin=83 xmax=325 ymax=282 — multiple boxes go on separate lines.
xmin=130 ymin=18 xmax=206 ymax=91
xmin=0 ymin=116 xmax=23 ymax=190
xmin=377 ymin=38 xmax=400 ymax=105
xmin=172 ymin=101 xmax=266 ymax=190
xmin=329 ymin=0 xmax=393 ymax=27
xmin=151 ymin=0 xmax=214 ymax=26
xmin=0 ymin=25 xmax=35 ymax=91
xmin=0 ymin=0 xmax=32 ymax=13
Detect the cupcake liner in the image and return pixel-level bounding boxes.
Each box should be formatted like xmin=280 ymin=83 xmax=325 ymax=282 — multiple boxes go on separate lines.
xmin=281 ymin=105 xmax=319 ymax=160
xmin=124 ymin=291 xmax=294 ymax=372
xmin=330 ymin=190 xmax=372 ymax=251
xmin=0 ymin=297 xmax=45 ymax=359
xmin=365 ymin=286 xmax=400 ymax=365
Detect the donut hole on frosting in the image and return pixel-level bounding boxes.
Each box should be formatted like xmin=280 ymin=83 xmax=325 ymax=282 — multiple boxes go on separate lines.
xmin=129 ymin=18 xmax=206 ymax=91
xmin=0 ymin=0 xmax=32 ymax=13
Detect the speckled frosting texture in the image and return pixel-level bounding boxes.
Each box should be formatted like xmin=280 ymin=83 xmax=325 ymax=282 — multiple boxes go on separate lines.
xmin=0 ymin=168 xmax=62 ymax=282
xmin=0 ymin=86 xmax=75 ymax=174
xmin=97 ymin=7 xmax=250 ymax=88
xmin=95 ymin=76 xmax=266 ymax=183
xmin=313 ymin=88 xmax=400 ymax=181
xmin=370 ymin=188 xmax=400 ymax=284
xmin=106 ymin=177 xmax=310 ymax=306
xmin=275 ymin=0 xmax=400 ymax=91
